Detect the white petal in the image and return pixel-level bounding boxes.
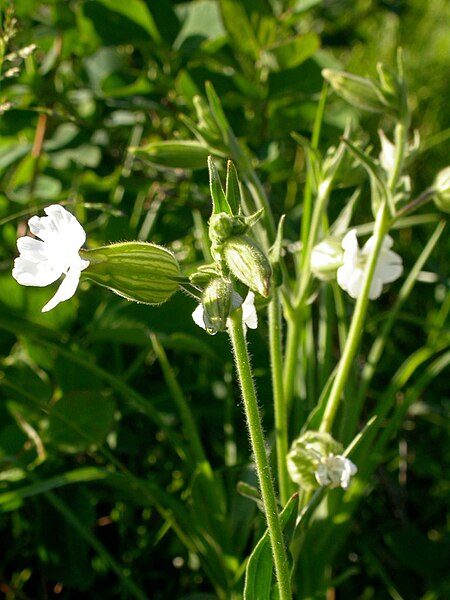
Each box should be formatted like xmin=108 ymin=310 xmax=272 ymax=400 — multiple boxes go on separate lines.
xmin=337 ymin=265 xmax=364 ymax=298
xmin=378 ymin=130 xmax=395 ymax=173
xmin=363 ymin=233 xmax=394 ymax=255
xmin=341 ymin=229 xmax=359 ymax=254
xmin=375 ymin=251 xmax=403 ymax=283
xmin=192 ymin=304 xmax=206 ymax=329
xmin=12 ymin=255 xmax=63 ymax=287
xmin=16 ymin=236 xmax=48 ymax=262
xmin=368 ymin=277 xmax=384 ymax=300
xmin=41 ymin=265 xmax=82 ymax=312
xmin=29 ymin=204 xmax=86 ymax=248
xmin=242 ymin=292 xmax=258 ymax=330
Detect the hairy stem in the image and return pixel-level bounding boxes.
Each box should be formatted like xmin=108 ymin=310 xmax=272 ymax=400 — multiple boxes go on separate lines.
xmin=228 ymin=310 xmax=292 ymax=600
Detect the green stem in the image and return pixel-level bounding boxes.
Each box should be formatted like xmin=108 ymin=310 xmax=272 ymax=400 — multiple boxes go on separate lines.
xmin=283 ymin=179 xmax=332 ymax=411
xmin=320 ymin=117 xmax=409 ymax=434
xmin=228 ymin=310 xmax=292 ymax=600
xmin=342 ymin=220 xmax=446 ymax=440
xmin=282 ymin=311 xmax=302 ymax=413
xmin=319 ymin=202 xmax=391 ymax=433
xmin=268 ymin=291 xmax=291 ymax=506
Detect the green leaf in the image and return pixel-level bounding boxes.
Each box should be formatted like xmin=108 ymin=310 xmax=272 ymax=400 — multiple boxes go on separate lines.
xmin=94 ymin=0 xmax=161 ymax=43
xmin=130 ymin=140 xmax=209 ymax=170
xmin=173 ymin=0 xmax=225 ymax=50
xmin=219 ymin=0 xmax=261 ymax=60
xmin=208 ymin=156 xmax=232 ymax=215
xmin=205 ymin=81 xmax=232 ymax=142
xmin=244 ymin=493 xmax=299 ymax=600
xmin=48 ymin=391 xmax=116 ymax=453
xmin=225 ymin=160 xmax=241 ymax=215
xmin=261 ymin=33 xmax=320 ymax=72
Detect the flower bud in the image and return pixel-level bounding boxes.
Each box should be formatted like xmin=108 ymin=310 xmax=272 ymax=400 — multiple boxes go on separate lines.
xmin=81 ymin=242 xmax=180 ymax=305
xmin=311 ymin=237 xmax=344 ymax=281
xmin=322 ymin=68 xmax=390 ymax=114
xmin=287 ymin=431 xmax=343 ymax=491
xmin=222 ymin=235 xmax=272 ymax=297
xmin=433 ymin=166 xmax=450 ymax=213
xmin=201 ymin=277 xmax=235 ymax=334
xmin=130 ymin=140 xmax=209 ymax=170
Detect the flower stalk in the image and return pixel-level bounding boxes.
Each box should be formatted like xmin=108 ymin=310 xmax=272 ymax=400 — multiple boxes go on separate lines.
xmin=268 ymin=290 xmax=291 ymax=506
xmin=228 ymin=309 xmax=292 ymax=600
xmin=320 ymin=202 xmax=391 ymax=434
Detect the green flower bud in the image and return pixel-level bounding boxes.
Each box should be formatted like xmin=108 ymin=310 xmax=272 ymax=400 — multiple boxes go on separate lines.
xmin=209 ymin=213 xmax=236 ymax=243
xmin=287 ymin=431 xmax=342 ymax=491
xmin=130 ymin=140 xmax=209 ymax=170
xmin=222 ymin=235 xmax=272 ymax=297
xmin=322 ymin=68 xmax=390 ymax=114
xmin=311 ymin=237 xmax=344 ymax=281
xmin=81 ymin=242 xmax=180 ymax=305
xmin=433 ymin=166 xmax=450 ymax=213
xmin=201 ymin=277 xmax=236 ymax=334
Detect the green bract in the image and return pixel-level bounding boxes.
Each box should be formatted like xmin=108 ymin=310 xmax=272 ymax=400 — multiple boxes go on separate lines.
xmin=81 ymin=242 xmax=180 ymax=305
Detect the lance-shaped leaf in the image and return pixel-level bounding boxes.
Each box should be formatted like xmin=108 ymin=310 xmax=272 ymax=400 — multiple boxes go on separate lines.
xmin=225 ymin=160 xmax=241 ymax=216
xmin=244 ymin=493 xmax=298 ymax=600
xmin=208 ymin=156 xmax=233 ymax=215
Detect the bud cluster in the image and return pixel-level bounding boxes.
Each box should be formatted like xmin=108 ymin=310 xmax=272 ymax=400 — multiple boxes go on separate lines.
xmin=190 ymin=158 xmax=273 ymax=334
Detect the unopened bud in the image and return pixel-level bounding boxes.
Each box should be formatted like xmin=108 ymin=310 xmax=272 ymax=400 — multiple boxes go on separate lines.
xmin=81 ymin=242 xmax=180 ymax=305
xmin=311 ymin=237 xmax=343 ymax=281
xmin=433 ymin=167 xmax=450 ymax=213
xmin=323 ymin=68 xmax=390 ymax=114
xmin=223 ymin=235 xmax=272 ymax=297
xmin=201 ymin=278 xmax=236 ymax=334
xmin=130 ymin=140 xmax=209 ymax=170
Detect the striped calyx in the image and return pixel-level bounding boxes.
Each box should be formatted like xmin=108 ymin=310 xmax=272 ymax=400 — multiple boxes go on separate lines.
xmin=81 ymin=242 xmax=180 ymax=305
xmin=201 ymin=277 xmax=236 ymax=334
xmin=222 ymin=235 xmax=271 ymax=297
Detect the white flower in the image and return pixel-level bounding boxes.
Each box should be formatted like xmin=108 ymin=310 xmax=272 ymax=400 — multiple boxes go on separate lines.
xmin=337 ymin=229 xmax=403 ymax=300
xmin=12 ymin=204 xmax=89 ymax=312
xmin=192 ymin=291 xmax=258 ymax=333
xmin=311 ymin=237 xmax=343 ymax=281
xmin=315 ymin=454 xmax=357 ymax=490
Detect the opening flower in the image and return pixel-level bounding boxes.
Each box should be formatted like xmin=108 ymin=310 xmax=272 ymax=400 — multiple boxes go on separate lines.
xmin=337 ymin=229 xmax=403 ymax=299
xmin=12 ymin=204 xmax=89 ymax=312
xmin=192 ymin=291 xmax=257 ymax=333
xmin=315 ymin=454 xmax=358 ymax=490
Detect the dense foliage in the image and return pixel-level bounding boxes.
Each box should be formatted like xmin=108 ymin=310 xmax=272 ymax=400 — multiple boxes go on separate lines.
xmin=0 ymin=1 xmax=449 ymax=599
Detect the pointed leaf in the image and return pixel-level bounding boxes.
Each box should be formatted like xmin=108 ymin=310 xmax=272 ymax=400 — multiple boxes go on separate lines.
xmin=205 ymin=81 xmax=231 ymax=140
xmin=225 ymin=160 xmax=241 ymax=215
xmin=208 ymin=156 xmax=232 ymax=215
xmin=244 ymin=493 xmax=298 ymax=600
